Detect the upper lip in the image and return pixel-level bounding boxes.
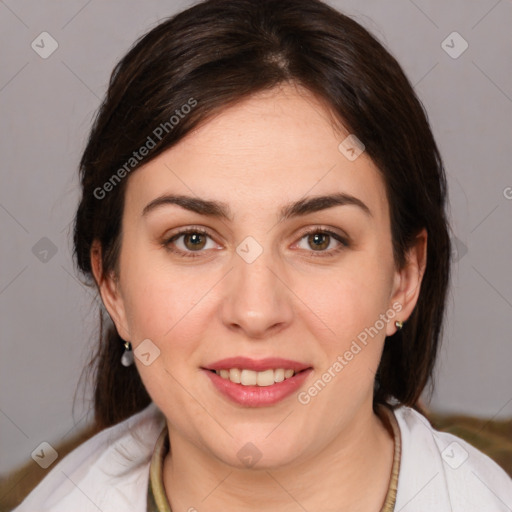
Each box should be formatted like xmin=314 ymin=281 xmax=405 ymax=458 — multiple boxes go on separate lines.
xmin=203 ymin=357 xmax=311 ymax=373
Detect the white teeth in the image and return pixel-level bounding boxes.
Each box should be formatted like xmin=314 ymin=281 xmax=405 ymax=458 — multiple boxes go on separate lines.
xmin=229 ymin=368 xmax=241 ymax=383
xmin=240 ymin=369 xmax=257 ymax=385
xmin=215 ymin=368 xmax=297 ymax=386
xmin=256 ymin=369 xmax=275 ymax=387
xmin=274 ymin=368 xmax=285 ymax=382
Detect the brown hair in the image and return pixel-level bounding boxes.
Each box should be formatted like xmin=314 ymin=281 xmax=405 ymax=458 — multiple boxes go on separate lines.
xmin=74 ymin=0 xmax=451 ymax=429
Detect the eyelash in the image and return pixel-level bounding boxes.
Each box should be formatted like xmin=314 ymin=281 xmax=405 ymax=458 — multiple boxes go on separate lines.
xmin=162 ymin=226 xmax=349 ymax=259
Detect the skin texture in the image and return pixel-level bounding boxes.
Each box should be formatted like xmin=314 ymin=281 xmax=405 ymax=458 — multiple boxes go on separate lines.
xmin=92 ymin=83 xmax=427 ymax=511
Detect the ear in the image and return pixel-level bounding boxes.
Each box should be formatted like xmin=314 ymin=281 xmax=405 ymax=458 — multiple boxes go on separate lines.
xmin=90 ymin=240 xmax=131 ymax=341
xmin=385 ymin=228 xmax=427 ymax=336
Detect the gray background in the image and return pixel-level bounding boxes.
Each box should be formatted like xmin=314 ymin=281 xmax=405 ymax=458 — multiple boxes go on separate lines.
xmin=1 ymin=0 xmax=511 ymax=477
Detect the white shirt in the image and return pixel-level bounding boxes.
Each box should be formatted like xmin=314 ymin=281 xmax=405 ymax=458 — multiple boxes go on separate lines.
xmin=14 ymin=402 xmax=512 ymax=511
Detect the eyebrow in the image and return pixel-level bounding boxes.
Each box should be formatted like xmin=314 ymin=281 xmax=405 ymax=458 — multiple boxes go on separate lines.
xmin=142 ymin=192 xmax=372 ymax=221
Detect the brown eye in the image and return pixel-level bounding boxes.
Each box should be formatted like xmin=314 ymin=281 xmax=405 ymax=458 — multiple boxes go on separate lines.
xmin=163 ymin=228 xmax=218 ymax=258
xmin=183 ymin=232 xmax=207 ymax=251
xmin=307 ymin=232 xmax=330 ymax=251
xmin=295 ymin=228 xmax=349 ymax=257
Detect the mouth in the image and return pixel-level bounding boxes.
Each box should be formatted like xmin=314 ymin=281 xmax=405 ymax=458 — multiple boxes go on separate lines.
xmin=202 ymin=357 xmax=313 ymax=406
xmin=210 ymin=367 xmax=303 ymax=386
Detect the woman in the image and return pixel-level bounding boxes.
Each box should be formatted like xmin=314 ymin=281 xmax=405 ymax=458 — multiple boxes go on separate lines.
xmin=14 ymin=0 xmax=512 ymax=510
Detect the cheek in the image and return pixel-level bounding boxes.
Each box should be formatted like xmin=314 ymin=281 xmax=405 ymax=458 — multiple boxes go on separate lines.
xmin=302 ymin=256 xmax=393 ymax=338
xmin=298 ymin=260 xmax=395 ymax=405
xmin=118 ymin=246 xmax=200 ymax=344
xmin=121 ymin=263 xmax=209 ymax=405
xmin=119 ymin=247 xmax=225 ymax=370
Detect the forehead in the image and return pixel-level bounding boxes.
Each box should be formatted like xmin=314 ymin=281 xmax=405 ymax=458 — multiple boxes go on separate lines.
xmin=125 ymin=84 xmax=389 ymax=222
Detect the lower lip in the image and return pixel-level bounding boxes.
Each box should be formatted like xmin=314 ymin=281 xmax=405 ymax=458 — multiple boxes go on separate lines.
xmin=203 ymin=369 xmax=313 ymax=407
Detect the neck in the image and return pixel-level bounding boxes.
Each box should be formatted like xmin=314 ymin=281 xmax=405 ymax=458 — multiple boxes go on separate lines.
xmin=163 ymin=404 xmax=395 ymax=512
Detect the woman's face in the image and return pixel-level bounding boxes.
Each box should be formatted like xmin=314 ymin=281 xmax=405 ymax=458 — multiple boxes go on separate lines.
xmin=97 ymin=84 xmax=424 ymax=469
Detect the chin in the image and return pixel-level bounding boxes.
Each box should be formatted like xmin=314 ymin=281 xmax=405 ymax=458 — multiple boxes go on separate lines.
xmin=209 ymin=430 xmax=305 ymax=471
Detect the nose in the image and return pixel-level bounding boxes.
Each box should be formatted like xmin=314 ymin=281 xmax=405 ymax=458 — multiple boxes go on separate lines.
xmin=219 ymin=246 xmax=294 ymax=339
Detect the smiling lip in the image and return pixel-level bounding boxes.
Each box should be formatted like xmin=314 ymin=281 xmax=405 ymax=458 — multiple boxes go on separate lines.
xmin=203 ymin=357 xmax=311 ymax=373
xmin=202 ymin=357 xmax=313 ymax=407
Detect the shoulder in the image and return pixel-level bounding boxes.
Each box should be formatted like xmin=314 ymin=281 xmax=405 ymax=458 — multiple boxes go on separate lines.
xmin=13 ymin=402 xmax=166 ymax=512
xmin=393 ymin=405 xmax=512 ymax=512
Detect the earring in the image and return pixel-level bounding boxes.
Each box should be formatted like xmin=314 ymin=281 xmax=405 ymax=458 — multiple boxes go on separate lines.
xmin=395 ymin=320 xmax=404 ymax=331
xmin=121 ymin=340 xmax=134 ymax=367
